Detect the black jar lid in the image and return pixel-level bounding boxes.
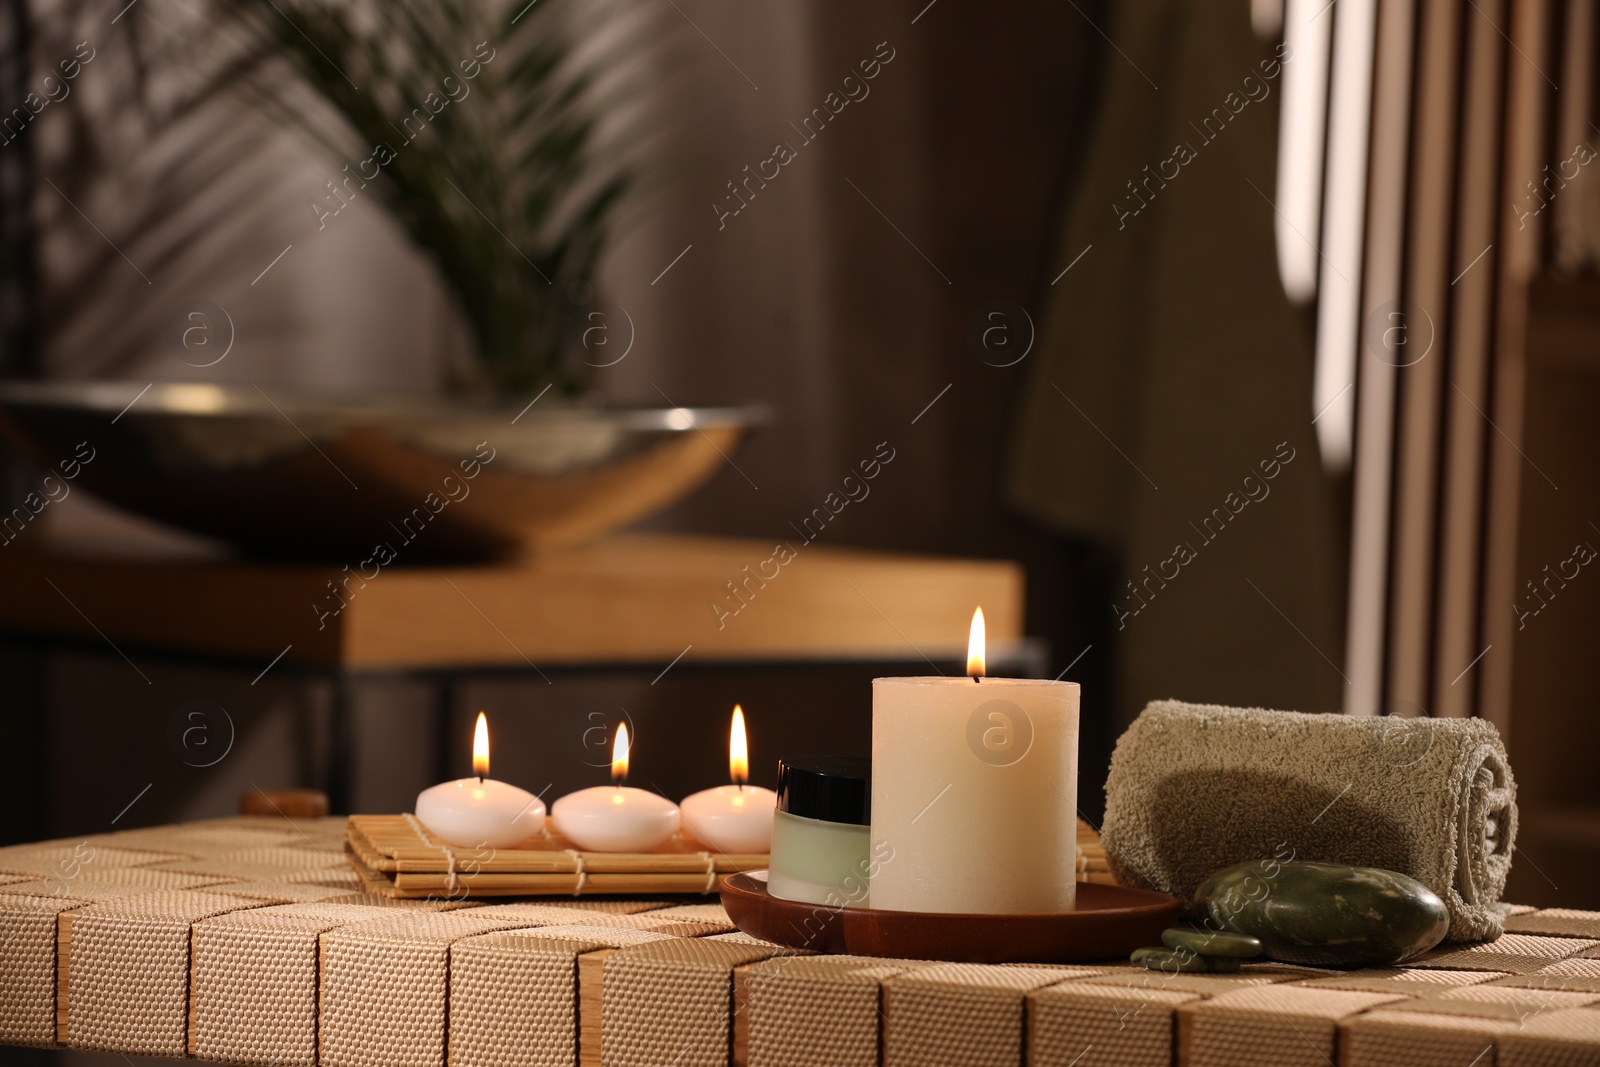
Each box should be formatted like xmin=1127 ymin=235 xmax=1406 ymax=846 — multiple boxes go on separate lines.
xmin=775 ymin=756 xmax=871 ymax=826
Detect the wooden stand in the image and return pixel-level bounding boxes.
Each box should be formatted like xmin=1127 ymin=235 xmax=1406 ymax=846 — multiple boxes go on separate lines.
xmin=0 ymin=532 xmax=1023 ymax=670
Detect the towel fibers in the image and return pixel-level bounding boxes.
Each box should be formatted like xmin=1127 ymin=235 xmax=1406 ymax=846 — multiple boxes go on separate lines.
xmin=1101 ymin=701 xmax=1517 ymax=942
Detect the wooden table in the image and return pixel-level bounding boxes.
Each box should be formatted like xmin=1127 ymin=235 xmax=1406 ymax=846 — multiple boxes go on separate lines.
xmin=0 ymin=531 xmax=1029 ymax=815
xmin=0 ymin=532 xmax=1024 ymax=670
xmin=2 ymin=817 xmax=1597 ymax=1067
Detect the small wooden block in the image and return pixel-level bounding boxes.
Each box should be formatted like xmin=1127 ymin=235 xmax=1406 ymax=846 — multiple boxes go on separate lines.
xmin=55 ymin=911 xmax=71 ymax=1047
xmin=578 ymin=948 xmax=614 ymax=1067
xmin=732 ymin=967 xmax=752 ymax=1067
xmin=239 ymin=790 xmax=330 ymax=819
xmin=186 ymin=927 xmax=198 ymax=1058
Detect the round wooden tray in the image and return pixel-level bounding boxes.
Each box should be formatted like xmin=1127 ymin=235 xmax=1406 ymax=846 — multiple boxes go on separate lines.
xmin=720 ymin=872 xmax=1181 ymax=962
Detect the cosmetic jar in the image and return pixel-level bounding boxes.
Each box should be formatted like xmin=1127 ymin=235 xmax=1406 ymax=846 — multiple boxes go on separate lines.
xmin=768 ymin=755 xmax=872 ymax=907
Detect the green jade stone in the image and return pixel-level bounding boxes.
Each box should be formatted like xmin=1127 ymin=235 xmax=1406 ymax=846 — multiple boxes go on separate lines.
xmin=1161 ymin=927 xmax=1263 ymax=958
xmin=1195 ymin=860 xmax=1451 ymax=968
xmin=1130 ymin=947 xmax=1241 ymax=974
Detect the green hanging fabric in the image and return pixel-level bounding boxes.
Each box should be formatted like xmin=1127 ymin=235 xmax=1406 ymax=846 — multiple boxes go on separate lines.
xmin=1006 ymin=0 xmax=1347 ymax=727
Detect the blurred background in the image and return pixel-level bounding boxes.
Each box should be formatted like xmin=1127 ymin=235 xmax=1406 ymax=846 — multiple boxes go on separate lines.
xmin=1 ymin=5 xmax=1598 ymax=1053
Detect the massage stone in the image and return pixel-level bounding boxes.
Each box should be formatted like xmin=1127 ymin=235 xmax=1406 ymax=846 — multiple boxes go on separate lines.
xmin=1195 ymin=859 xmax=1451 ymax=968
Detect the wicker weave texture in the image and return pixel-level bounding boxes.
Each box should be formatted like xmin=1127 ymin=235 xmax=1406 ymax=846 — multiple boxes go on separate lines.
xmin=192 ymin=903 xmax=398 ymax=1067
xmin=881 ymin=964 xmax=1093 ymax=1067
xmin=0 ymin=817 xmax=1598 ymax=1067
xmin=450 ymin=931 xmax=620 ymax=1067
xmin=0 ymin=895 xmax=82 ymax=1048
xmin=1031 ymin=982 xmax=1200 ymax=1067
xmin=601 ymin=939 xmax=784 ymax=1067
xmin=1183 ymin=986 xmax=1408 ymax=1067
xmin=1506 ymin=911 xmax=1600 ymax=940
xmin=319 ymin=911 xmax=542 ymax=1067
xmin=742 ymin=956 xmax=918 ymax=1067
xmin=1500 ymin=1009 xmax=1600 ymax=1067
xmin=68 ymin=891 xmax=262 ymax=1056
xmin=1342 ymin=1011 xmax=1516 ymax=1067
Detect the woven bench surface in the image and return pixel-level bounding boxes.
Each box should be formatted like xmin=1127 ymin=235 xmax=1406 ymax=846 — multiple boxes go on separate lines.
xmin=0 ymin=816 xmax=1596 ymax=1066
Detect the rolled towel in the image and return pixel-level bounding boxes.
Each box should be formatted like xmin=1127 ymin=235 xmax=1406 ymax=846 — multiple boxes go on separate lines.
xmin=1102 ymin=700 xmax=1517 ymax=942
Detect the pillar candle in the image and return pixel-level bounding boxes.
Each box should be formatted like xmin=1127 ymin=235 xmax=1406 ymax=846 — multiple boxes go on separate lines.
xmin=869 ymin=609 xmax=1080 ymax=914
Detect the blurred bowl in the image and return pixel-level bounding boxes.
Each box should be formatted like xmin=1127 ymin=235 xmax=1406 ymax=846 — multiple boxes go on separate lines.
xmin=0 ymin=381 xmax=767 ymax=560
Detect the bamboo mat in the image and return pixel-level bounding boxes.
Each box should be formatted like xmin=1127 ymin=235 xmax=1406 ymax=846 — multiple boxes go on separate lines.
xmin=346 ymin=814 xmax=769 ymax=898
xmin=2 ymin=816 xmax=1596 ymax=1067
xmin=346 ymin=814 xmax=1117 ymax=898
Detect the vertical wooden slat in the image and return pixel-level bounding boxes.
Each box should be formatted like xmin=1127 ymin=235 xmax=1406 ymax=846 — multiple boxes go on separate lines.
xmin=1388 ymin=0 xmax=1464 ymax=718
xmin=1315 ymin=0 xmax=1379 ymax=476
xmin=1433 ymin=0 xmax=1508 ymax=717
xmin=1552 ymin=0 xmax=1594 ymax=273
xmin=1480 ymin=0 xmax=1556 ymax=738
xmin=1345 ymin=0 xmax=1420 ymax=716
xmin=1278 ymin=0 xmax=1337 ymax=305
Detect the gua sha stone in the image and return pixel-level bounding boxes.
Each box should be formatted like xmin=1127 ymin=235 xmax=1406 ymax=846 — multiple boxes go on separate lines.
xmin=1195 ymin=860 xmax=1450 ymax=968
xmin=1131 ymin=947 xmax=1240 ymax=973
xmin=1161 ymin=927 xmax=1263 ymax=958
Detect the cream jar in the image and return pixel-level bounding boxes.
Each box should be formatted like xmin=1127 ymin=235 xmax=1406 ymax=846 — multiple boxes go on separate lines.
xmin=767 ymin=756 xmax=872 ymax=908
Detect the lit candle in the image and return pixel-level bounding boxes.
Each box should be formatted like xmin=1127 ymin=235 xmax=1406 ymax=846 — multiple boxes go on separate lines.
xmin=870 ymin=607 xmax=1080 ymax=914
xmin=551 ymin=724 xmax=681 ymax=852
xmin=414 ymin=712 xmax=545 ymax=849
xmin=680 ymin=705 xmax=777 ymax=853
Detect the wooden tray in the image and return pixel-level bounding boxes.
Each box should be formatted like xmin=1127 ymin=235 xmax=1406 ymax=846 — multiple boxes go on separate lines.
xmin=720 ymin=872 xmax=1179 ymax=962
xmin=345 ymin=814 xmax=768 ymax=898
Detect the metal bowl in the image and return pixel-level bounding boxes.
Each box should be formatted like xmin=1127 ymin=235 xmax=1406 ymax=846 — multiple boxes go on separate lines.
xmin=0 ymin=381 xmax=767 ymax=560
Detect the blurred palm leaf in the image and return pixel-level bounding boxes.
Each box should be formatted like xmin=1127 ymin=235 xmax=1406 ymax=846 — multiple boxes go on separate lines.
xmin=220 ymin=0 xmax=641 ymax=394
xmin=32 ymin=0 xmax=297 ymax=379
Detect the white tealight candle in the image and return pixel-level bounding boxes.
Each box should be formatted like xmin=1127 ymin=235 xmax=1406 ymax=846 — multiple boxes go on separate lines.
xmin=415 ymin=712 xmax=545 ymax=849
xmin=681 ymin=705 xmax=777 ymax=853
xmin=552 ymin=723 xmax=680 ymax=852
xmin=870 ymin=607 xmax=1080 ymax=915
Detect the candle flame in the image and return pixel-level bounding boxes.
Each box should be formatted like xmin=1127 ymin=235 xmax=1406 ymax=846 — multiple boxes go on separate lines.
xmin=967 ymin=606 xmax=986 ymax=678
xmin=730 ymin=705 xmax=749 ymax=786
xmin=612 ymin=722 xmax=630 ymax=785
xmin=472 ymin=712 xmax=490 ymax=778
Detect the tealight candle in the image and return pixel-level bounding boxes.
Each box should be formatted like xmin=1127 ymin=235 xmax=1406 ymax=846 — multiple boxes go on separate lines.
xmin=552 ymin=724 xmax=680 ymax=851
xmin=415 ymin=712 xmax=545 ymax=849
xmin=870 ymin=607 xmax=1080 ymax=915
xmin=680 ymin=705 xmax=777 ymax=853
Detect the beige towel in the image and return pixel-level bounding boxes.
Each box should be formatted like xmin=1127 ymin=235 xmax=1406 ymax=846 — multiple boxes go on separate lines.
xmin=1102 ymin=701 xmax=1516 ymax=942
